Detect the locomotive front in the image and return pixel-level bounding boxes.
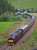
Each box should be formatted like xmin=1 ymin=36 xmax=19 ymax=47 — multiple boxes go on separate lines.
xmin=8 ymin=37 xmax=16 ymax=46
xmin=8 ymin=29 xmax=23 ymax=46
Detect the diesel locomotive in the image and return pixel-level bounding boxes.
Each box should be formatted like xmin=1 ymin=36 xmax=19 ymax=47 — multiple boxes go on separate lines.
xmin=8 ymin=14 xmax=35 ymax=46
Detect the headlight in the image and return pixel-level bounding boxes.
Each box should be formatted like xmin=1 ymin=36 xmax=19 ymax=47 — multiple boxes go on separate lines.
xmin=8 ymin=40 xmax=13 ymax=42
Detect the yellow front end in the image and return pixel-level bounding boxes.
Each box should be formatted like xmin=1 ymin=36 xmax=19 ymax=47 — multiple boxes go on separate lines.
xmin=8 ymin=40 xmax=14 ymax=46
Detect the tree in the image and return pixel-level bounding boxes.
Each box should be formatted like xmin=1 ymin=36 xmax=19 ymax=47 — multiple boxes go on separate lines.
xmin=0 ymin=0 xmax=15 ymax=15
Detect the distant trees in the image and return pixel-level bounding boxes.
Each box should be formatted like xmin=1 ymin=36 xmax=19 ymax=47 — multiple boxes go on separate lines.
xmin=0 ymin=0 xmax=16 ymax=21
xmin=0 ymin=0 xmax=15 ymax=15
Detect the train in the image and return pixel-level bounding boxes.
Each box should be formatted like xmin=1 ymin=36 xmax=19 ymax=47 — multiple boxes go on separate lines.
xmin=8 ymin=14 xmax=35 ymax=46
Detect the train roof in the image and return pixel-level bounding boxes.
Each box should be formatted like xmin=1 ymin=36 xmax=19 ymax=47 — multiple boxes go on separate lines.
xmin=10 ymin=29 xmax=22 ymax=39
xmin=21 ymin=25 xmax=28 ymax=29
xmin=32 ymin=16 xmax=35 ymax=19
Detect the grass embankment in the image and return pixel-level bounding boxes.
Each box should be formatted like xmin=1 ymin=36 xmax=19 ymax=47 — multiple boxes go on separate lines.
xmin=0 ymin=22 xmax=15 ymax=45
xmin=0 ymin=22 xmax=15 ymax=32
xmin=31 ymin=17 xmax=37 ymax=48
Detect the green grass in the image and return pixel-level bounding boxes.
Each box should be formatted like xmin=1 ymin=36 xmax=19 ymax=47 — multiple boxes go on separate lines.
xmin=0 ymin=16 xmax=26 ymax=32
xmin=8 ymin=0 xmax=37 ymax=8
xmin=0 ymin=22 xmax=15 ymax=32
xmin=32 ymin=31 xmax=37 ymax=40
xmin=0 ymin=36 xmax=7 ymax=45
xmin=31 ymin=30 xmax=37 ymax=47
xmin=0 ymin=15 xmax=23 ymax=32
xmin=0 ymin=22 xmax=16 ymax=45
xmin=0 ymin=22 xmax=14 ymax=45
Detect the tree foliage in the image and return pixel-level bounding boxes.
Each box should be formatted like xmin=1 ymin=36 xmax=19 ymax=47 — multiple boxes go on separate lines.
xmin=0 ymin=0 xmax=15 ymax=15
xmin=0 ymin=0 xmax=16 ymax=21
